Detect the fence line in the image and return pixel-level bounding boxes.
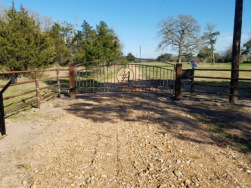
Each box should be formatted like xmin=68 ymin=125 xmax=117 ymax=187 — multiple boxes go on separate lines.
xmin=0 ymin=68 xmax=69 ymax=115
xmin=176 ymin=67 xmax=251 ymax=100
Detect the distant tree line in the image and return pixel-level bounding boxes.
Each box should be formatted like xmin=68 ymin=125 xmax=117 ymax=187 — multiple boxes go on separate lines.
xmin=157 ymin=14 xmax=251 ymax=64
xmin=0 ymin=3 xmax=122 ymax=71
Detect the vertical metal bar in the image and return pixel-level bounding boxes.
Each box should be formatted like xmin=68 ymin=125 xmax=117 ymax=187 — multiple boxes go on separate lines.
xmin=114 ymin=64 xmax=115 ymax=91
xmin=142 ymin=65 xmax=144 ymax=92
xmin=162 ymin=69 xmax=165 ymax=91
xmin=166 ymin=69 xmax=168 ymax=94
xmin=175 ymin=64 xmax=182 ymax=100
xmin=92 ymin=67 xmax=94 ymax=92
xmin=90 ymin=67 xmax=94 ymax=93
xmin=135 ymin=64 xmax=137 ymax=92
xmin=89 ymin=68 xmax=91 ymax=92
xmin=149 ymin=66 xmax=151 ymax=93
xmin=76 ymin=70 xmax=78 ymax=87
xmin=97 ymin=67 xmax=99 ymax=90
xmin=140 ymin=64 xmax=142 ymax=92
xmin=125 ymin=64 xmax=128 ymax=92
xmin=0 ymin=93 xmax=6 ymax=135
xmin=97 ymin=67 xmax=100 ymax=90
xmin=57 ymin=68 xmax=61 ymax=98
xmin=103 ymin=65 xmax=105 ymax=92
xmin=107 ymin=65 xmax=109 ymax=92
xmin=80 ymin=70 xmax=82 ymax=87
xmin=159 ymin=68 xmax=162 ymax=93
xmin=156 ymin=67 xmax=158 ymax=92
xmin=35 ymin=69 xmax=40 ymax=108
xmin=120 ymin=64 xmax=122 ymax=92
xmin=96 ymin=67 xmax=98 ymax=90
xmin=85 ymin=68 xmax=87 ymax=91
xmin=152 ymin=66 xmax=154 ymax=92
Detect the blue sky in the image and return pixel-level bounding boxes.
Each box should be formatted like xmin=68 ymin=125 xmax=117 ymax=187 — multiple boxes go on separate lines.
xmin=1 ymin=0 xmax=250 ymax=58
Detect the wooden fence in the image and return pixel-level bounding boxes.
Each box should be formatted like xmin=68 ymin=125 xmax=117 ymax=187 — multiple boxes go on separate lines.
xmin=175 ymin=64 xmax=251 ymax=101
xmin=0 ymin=68 xmax=70 ymax=135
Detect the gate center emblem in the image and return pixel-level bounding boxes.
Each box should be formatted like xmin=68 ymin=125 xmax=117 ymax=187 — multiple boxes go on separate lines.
xmin=116 ymin=67 xmax=134 ymax=83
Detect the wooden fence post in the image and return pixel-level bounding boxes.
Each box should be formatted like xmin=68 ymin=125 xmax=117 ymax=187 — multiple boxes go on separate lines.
xmin=229 ymin=0 xmax=243 ymax=103
xmin=0 ymin=93 xmax=6 ymax=135
xmin=175 ymin=63 xmax=182 ymax=100
xmin=190 ymin=68 xmax=195 ymax=98
xmin=69 ymin=64 xmax=76 ymax=99
xmin=57 ymin=68 xmax=61 ymax=98
xmin=35 ymin=68 xmax=40 ymax=108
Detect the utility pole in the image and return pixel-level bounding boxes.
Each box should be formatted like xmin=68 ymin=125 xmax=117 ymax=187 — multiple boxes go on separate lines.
xmin=229 ymin=0 xmax=243 ymax=103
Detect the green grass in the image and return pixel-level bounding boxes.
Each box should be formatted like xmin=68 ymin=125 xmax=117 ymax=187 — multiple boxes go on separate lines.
xmin=1 ymin=70 xmax=68 ymax=116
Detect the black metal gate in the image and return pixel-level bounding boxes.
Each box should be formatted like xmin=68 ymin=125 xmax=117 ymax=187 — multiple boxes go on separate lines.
xmin=75 ymin=59 xmax=175 ymax=95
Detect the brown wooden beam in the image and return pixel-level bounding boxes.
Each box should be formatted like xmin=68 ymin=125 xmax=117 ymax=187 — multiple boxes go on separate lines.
xmin=230 ymin=0 xmax=243 ymax=103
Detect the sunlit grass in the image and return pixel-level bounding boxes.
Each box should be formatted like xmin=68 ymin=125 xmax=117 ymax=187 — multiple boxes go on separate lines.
xmin=1 ymin=68 xmax=68 ymax=115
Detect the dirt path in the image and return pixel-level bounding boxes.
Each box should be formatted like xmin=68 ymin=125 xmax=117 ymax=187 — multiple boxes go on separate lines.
xmin=0 ymin=93 xmax=250 ymax=188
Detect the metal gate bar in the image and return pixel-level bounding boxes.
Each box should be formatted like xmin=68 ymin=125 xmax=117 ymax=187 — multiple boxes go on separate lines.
xmin=75 ymin=59 xmax=176 ymax=95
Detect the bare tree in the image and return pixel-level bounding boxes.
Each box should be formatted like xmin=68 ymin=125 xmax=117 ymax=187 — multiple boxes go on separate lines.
xmin=202 ymin=23 xmax=220 ymax=64
xmin=157 ymin=14 xmax=201 ymax=63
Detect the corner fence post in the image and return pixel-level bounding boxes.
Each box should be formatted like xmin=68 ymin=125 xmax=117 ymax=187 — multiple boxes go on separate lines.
xmin=229 ymin=0 xmax=243 ymax=103
xmin=69 ymin=64 xmax=76 ymax=99
xmin=35 ymin=68 xmax=40 ymax=108
xmin=175 ymin=63 xmax=182 ymax=100
xmin=0 ymin=93 xmax=6 ymax=135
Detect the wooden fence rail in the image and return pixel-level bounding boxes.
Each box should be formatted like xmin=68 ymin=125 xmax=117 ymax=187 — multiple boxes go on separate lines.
xmin=0 ymin=68 xmax=69 ymax=135
xmin=176 ymin=65 xmax=251 ymax=100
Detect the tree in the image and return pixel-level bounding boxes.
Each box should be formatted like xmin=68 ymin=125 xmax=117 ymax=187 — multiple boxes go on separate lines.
xmin=221 ymin=46 xmax=232 ymax=63
xmin=242 ymin=38 xmax=251 ymax=57
xmin=73 ymin=20 xmax=121 ymax=64
xmin=47 ymin=23 xmax=72 ymax=66
xmin=127 ymin=52 xmax=135 ymax=61
xmin=157 ymin=14 xmax=201 ymax=63
xmin=0 ymin=3 xmax=55 ymax=70
xmin=156 ymin=53 xmax=172 ymax=62
xmin=202 ymin=23 xmax=220 ymax=64
xmin=197 ymin=46 xmax=211 ymax=62
xmin=96 ymin=21 xmax=121 ymax=60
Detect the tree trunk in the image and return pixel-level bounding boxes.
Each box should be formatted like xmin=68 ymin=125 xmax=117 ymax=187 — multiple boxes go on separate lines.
xmin=212 ymin=51 xmax=215 ymax=64
xmin=178 ymin=57 xmax=182 ymax=64
xmin=178 ymin=46 xmax=182 ymax=64
xmin=211 ymin=44 xmax=215 ymax=64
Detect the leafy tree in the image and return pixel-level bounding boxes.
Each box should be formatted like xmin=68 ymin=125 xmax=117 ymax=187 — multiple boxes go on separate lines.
xmin=221 ymin=46 xmax=232 ymax=63
xmin=74 ymin=20 xmax=121 ymax=64
xmin=202 ymin=23 xmax=220 ymax=64
xmin=127 ymin=52 xmax=135 ymax=61
xmin=197 ymin=46 xmax=211 ymax=62
xmin=47 ymin=23 xmax=72 ymax=66
xmin=242 ymin=38 xmax=251 ymax=57
xmin=96 ymin=21 xmax=121 ymax=60
xmin=157 ymin=14 xmax=201 ymax=63
xmin=0 ymin=3 xmax=55 ymax=70
xmin=156 ymin=53 xmax=172 ymax=62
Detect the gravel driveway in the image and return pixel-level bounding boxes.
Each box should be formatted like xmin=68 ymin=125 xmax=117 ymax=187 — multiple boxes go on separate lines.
xmin=0 ymin=93 xmax=250 ymax=187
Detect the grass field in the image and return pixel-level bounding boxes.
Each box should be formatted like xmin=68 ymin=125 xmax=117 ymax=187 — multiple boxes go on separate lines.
xmin=1 ymin=68 xmax=69 ymax=117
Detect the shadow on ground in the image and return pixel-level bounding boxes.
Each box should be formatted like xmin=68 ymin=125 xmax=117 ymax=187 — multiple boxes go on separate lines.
xmin=65 ymin=93 xmax=251 ymax=158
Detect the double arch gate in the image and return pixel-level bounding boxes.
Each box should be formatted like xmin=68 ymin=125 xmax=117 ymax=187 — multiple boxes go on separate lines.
xmin=74 ymin=59 xmax=176 ymax=96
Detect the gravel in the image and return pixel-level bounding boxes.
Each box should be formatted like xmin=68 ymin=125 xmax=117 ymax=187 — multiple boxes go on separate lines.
xmin=0 ymin=93 xmax=250 ymax=188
